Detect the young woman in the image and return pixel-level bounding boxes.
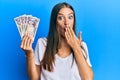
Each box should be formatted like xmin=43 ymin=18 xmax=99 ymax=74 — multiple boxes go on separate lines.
xmin=20 ymin=2 xmax=94 ymax=80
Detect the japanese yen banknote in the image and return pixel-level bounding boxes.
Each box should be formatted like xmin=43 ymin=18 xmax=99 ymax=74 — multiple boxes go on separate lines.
xmin=14 ymin=14 xmax=40 ymax=41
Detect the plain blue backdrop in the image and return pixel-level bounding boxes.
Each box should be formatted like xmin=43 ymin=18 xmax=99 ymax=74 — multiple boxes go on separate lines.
xmin=0 ymin=0 xmax=120 ymax=80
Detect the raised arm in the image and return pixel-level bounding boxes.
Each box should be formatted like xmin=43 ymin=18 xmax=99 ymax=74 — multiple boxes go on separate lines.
xmin=65 ymin=27 xmax=94 ymax=80
xmin=20 ymin=34 xmax=40 ymax=80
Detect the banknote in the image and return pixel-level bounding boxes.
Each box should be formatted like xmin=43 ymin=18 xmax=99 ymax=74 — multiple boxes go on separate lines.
xmin=14 ymin=14 xmax=40 ymax=41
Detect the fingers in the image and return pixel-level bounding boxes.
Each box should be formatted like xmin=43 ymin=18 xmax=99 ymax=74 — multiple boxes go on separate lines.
xmin=69 ymin=27 xmax=75 ymax=37
xmin=20 ymin=34 xmax=33 ymax=50
xmin=65 ymin=28 xmax=69 ymax=41
xmin=66 ymin=27 xmax=72 ymax=37
xmin=78 ymin=31 xmax=82 ymax=41
xmin=65 ymin=27 xmax=74 ymax=39
xmin=26 ymin=35 xmax=31 ymax=48
xmin=29 ymin=36 xmax=33 ymax=47
xmin=23 ymin=35 xmax=29 ymax=49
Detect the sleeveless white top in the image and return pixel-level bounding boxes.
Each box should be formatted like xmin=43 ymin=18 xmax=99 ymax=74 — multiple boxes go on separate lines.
xmin=34 ymin=38 xmax=92 ymax=80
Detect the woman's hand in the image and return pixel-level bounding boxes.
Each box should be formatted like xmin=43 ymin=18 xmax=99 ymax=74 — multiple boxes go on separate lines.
xmin=20 ymin=34 xmax=34 ymax=55
xmin=65 ymin=27 xmax=82 ymax=49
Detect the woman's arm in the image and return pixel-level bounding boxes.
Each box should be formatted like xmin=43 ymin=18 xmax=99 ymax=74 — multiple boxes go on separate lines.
xmin=72 ymin=44 xmax=94 ymax=80
xmin=20 ymin=35 xmax=40 ymax=80
xmin=65 ymin=27 xmax=94 ymax=80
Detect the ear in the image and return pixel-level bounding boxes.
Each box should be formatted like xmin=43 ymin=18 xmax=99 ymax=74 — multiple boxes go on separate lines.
xmin=78 ymin=31 xmax=82 ymax=41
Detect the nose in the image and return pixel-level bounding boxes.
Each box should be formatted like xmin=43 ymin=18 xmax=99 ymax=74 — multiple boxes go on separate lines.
xmin=64 ymin=18 xmax=69 ymax=27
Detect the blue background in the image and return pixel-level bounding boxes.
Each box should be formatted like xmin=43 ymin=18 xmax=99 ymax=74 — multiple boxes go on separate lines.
xmin=0 ymin=0 xmax=120 ymax=80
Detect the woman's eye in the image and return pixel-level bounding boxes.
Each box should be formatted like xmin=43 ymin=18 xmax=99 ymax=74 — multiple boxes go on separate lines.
xmin=68 ymin=15 xmax=73 ymax=19
xmin=57 ymin=16 xmax=64 ymax=20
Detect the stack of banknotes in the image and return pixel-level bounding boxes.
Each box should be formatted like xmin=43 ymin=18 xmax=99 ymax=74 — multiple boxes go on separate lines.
xmin=14 ymin=14 xmax=40 ymax=41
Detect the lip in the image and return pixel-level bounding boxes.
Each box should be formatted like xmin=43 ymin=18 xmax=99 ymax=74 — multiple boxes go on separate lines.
xmin=64 ymin=28 xmax=66 ymax=32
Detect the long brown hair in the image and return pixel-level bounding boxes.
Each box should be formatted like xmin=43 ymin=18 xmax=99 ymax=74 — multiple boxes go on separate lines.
xmin=41 ymin=2 xmax=76 ymax=72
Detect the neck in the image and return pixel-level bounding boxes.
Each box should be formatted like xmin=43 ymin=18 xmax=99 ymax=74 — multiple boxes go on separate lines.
xmin=57 ymin=37 xmax=72 ymax=58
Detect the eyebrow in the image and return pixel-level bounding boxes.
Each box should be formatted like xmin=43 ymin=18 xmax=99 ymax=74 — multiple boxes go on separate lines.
xmin=58 ymin=12 xmax=74 ymax=15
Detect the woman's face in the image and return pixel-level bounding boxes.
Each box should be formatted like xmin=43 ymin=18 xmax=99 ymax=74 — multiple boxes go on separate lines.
xmin=57 ymin=7 xmax=74 ymax=38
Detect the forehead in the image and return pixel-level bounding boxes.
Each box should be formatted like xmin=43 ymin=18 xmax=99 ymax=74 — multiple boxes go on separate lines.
xmin=58 ymin=7 xmax=73 ymax=15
